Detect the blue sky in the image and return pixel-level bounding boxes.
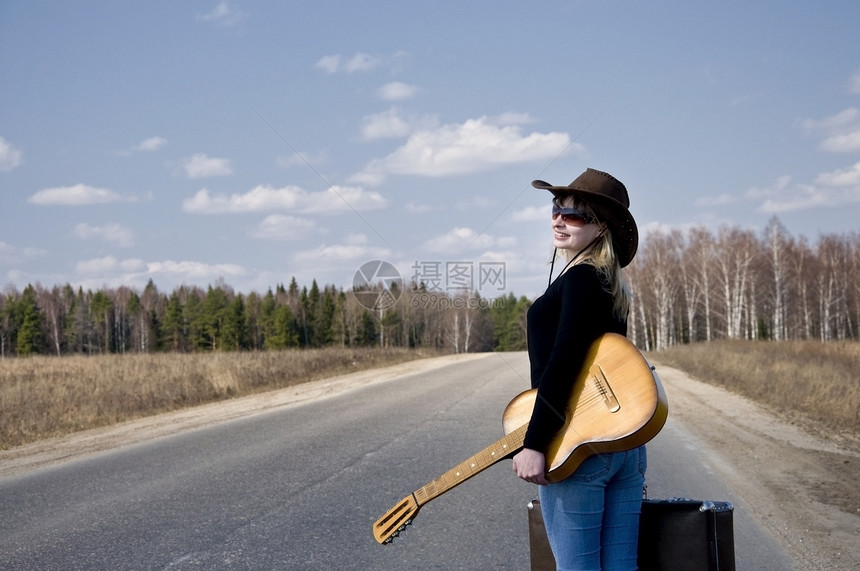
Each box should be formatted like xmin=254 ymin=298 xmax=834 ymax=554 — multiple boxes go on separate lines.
xmin=2 ymin=1 xmax=859 ymax=300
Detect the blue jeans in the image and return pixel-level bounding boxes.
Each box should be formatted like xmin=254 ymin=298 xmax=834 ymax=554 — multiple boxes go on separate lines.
xmin=538 ymin=446 xmax=647 ymax=571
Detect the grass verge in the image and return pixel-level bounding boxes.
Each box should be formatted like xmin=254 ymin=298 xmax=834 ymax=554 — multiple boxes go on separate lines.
xmin=0 ymin=347 xmax=435 ymax=449
xmin=649 ymin=339 xmax=859 ymax=443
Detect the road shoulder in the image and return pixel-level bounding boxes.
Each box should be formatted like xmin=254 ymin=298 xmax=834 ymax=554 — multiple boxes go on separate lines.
xmin=654 ymin=362 xmax=859 ymax=570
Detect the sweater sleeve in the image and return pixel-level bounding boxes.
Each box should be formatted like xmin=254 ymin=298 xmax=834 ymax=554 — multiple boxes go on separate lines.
xmin=523 ymin=266 xmax=609 ymax=452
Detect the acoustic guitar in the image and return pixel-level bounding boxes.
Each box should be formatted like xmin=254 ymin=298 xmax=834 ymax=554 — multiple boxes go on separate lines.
xmin=372 ymin=332 xmax=668 ymax=545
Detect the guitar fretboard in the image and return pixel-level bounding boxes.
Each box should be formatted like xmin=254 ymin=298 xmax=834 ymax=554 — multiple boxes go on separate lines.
xmin=413 ymin=424 xmax=528 ymax=505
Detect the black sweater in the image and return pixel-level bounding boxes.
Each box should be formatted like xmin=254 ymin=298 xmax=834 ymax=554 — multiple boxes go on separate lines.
xmin=523 ymin=264 xmax=626 ymax=452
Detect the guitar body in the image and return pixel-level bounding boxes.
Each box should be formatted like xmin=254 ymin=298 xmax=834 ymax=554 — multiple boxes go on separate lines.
xmin=373 ymin=332 xmax=668 ymax=544
xmin=502 ymin=333 xmax=668 ymax=483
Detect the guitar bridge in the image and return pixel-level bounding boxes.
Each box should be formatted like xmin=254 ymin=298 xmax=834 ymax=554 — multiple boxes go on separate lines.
xmin=590 ymin=363 xmax=620 ymax=412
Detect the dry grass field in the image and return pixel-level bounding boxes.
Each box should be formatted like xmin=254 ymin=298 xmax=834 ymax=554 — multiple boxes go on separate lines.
xmin=0 ymin=347 xmax=432 ymax=449
xmin=1 ymin=340 xmax=857 ymax=451
xmin=650 ymin=339 xmax=859 ymax=441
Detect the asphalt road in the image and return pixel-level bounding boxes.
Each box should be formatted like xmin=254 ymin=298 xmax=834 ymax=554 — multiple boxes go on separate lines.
xmin=0 ymin=352 xmax=794 ymax=570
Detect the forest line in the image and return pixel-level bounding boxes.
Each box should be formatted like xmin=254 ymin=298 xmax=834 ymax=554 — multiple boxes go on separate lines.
xmin=1 ymin=217 xmax=858 ymax=357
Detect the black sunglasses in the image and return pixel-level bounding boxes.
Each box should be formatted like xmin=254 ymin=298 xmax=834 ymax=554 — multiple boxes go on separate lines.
xmin=552 ymin=205 xmax=595 ymax=225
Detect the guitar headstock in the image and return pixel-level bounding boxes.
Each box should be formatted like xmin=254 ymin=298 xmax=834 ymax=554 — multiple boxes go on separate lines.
xmin=373 ymin=494 xmax=420 ymax=544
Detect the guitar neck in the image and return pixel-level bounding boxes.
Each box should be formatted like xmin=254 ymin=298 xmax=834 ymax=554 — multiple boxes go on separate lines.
xmin=413 ymin=424 xmax=527 ymax=506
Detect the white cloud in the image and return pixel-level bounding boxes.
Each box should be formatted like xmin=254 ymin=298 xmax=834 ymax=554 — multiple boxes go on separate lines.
xmin=182 ymin=153 xmax=233 ymax=178
xmin=136 ymin=136 xmax=167 ymax=151
xmin=351 ymin=115 xmax=574 ymax=185
xmin=315 ymin=52 xmax=381 ymax=74
xmin=0 ymin=241 xmax=46 ymax=265
xmin=801 ymin=107 xmax=860 ymax=153
xmin=423 ymin=227 xmax=516 ymax=253
xmin=493 ymin=112 xmax=535 ymax=126
xmin=28 ymin=184 xmax=129 ymax=206
xmin=511 ymin=205 xmax=551 ymax=222
xmin=404 ymin=201 xmax=438 ymax=214
xmin=76 ymin=256 xmax=245 ymax=282
xmin=145 ymin=260 xmax=245 ymax=279
xmin=184 ymin=186 xmax=296 ymax=213
xmin=790 ymin=104 xmax=860 ymax=207
xmin=293 ymin=234 xmax=389 ymax=263
xmin=378 ymin=81 xmax=418 ymax=101
xmin=276 ymin=150 xmax=328 ymax=170
xmin=850 ymin=71 xmax=860 ymax=94
xmin=350 ymin=170 xmax=386 ymax=187
xmin=182 ymin=184 xmax=387 ymax=214
xmin=800 ymin=108 xmax=860 ymax=131
xmin=744 ymin=175 xmax=792 ymax=202
xmin=640 ymin=221 xmax=682 ymax=237
xmin=746 ymin=171 xmax=860 ymax=213
xmin=197 ymin=1 xmax=245 ymax=27
xmin=76 ymin=256 xmax=124 ymax=274
xmin=820 ymin=132 xmax=860 ymax=153
xmin=315 ymin=55 xmax=340 ymax=74
xmin=345 ymin=52 xmax=380 ymax=72
xmin=307 ymin=186 xmax=386 ymax=212
xmin=249 ymin=215 xmax=316 ymax=240
xmin=113 ymin=136 xmax=167 ymax=157
xmin=0 ymin=136 xmax=23 ymax=171
xmin=73 ymin=222 xmax=135 ymax=247
xmin=360 ymin=109 xmax=409 ymax=140
xmin=360 ymin=107 xmax=439 ymax=140
xmin=757 ymin=186 xmax=834 ymax=213
xmin=815 ymin=160 xmax=860 ymax=187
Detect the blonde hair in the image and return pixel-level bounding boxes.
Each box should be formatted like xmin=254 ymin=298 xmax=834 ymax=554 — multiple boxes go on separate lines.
xmin=553 ymin=196 xmax=630 ymax=320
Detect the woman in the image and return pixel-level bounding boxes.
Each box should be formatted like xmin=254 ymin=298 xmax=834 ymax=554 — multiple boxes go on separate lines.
xmin=512 ymin=168 xmax=643 ymax=570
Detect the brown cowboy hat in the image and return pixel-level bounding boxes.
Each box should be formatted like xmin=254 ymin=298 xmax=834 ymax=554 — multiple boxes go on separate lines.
xmin=532 ymin=168 xmax=638 ymax=267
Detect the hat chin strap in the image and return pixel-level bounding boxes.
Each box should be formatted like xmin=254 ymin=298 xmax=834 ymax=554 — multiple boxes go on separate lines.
xmin=546 ymin=229 xmax=607 ymax=289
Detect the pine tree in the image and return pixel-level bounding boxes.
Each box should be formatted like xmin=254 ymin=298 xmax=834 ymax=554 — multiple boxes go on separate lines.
xmin=201 ymin=286 xmax=230 ymax=350
xmin=0 ymin=292 xmax=12 ymax=356
xmin=162 ymin=291 xmax=185 ymax=352
xmin=357 ymin=311 xmax=378 ymax=346
xmin=90 ymin=290 xmax=113 ymax=353
xmin=16 ymin=285 xmax=45 ymax=356
xmin=221 ymin=295 xmax=248 ymax=351
xmin=183 ymin=287 xmax=207 ymax=351
xmin=244 ymin=291 xmax=263 ymax=351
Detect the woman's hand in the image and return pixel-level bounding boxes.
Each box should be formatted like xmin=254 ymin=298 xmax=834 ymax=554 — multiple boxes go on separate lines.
xmin=512 ymin=448 xmax=549 ymax=486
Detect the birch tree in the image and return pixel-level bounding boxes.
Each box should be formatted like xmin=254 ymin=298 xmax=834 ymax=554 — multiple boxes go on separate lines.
xmin=817 ymin=235 xmax=850 ymax=341
xmin=671 ymin=229 xmax=701 ymax=343
xmin=688 ymin=227 xmax=716 ymax=341
xmin=639 ymin=231 xmax=680 ymax=350
xmin=764 ymin=217 xmax=791 ymax=340
xmin=713 ymin=227 xmax=758 ymax=338
xmin=37 ymin=284 xmax=65 ymax=356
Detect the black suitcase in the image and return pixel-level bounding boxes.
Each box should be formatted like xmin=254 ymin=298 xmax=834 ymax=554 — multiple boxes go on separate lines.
xmin=527 ymin=500 xmax=556 ymax=571
xmin=638 ymin=498 xmax=735 ymax=570
xmin=527 ymin=497 xmax=735 ymax=571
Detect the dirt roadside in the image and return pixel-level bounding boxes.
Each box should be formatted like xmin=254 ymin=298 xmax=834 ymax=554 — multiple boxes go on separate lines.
xmin=1 ymin=354 xmax=857 ymax=569
xmin=652 ymin=362 xmax=860 ymax=570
